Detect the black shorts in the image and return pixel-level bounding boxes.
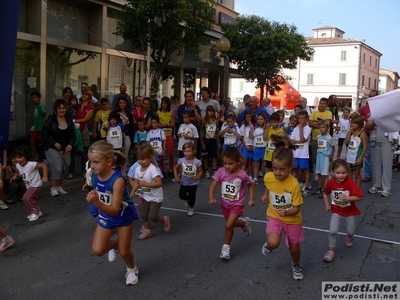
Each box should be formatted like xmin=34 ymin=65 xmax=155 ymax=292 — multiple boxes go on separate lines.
xmin=203 ymin=139 xmax=219 ymax=159
xmin=338 ymin=138 xmax=345 ymax=147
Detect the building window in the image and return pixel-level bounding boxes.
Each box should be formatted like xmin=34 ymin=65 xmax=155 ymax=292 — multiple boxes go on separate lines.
xmin=375 ymin=58 xmax=378 ymax=68
xmin=361 ymin=75 xmax=365 ymax=87
xmin=368 ymin=77 xmax=371 ymax=88
xmin=339 ymin=73 xmax=346 ymax=85
xmin=363 ymin=52 xmax=365 ymax=63
xmin=307 ymin=73 xmax=314 ymax=85
xmin=374 ymin=78 xmax=377 ymax=90
xmin=369 ymin=55 xmax=372 ymax=65
xmin=340 ymin=50 xmax=346 ymax=61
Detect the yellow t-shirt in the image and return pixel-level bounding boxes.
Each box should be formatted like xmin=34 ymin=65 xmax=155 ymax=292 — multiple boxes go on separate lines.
xmin=263 ymin=127 xmax=286 ymax=161
xmin=309 ymin=110 xmax=332 ymax=140
xmin=94 ymin=109 xmax=111 ymax=138
xmin=157 ymin=111 xmax=173 ymax=136
xmin=264 ymin=172 xmax=303 ymax=224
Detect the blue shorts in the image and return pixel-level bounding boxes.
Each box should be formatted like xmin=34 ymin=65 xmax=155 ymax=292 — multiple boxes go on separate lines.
xmin=294 ymin=158 xmax=309 ymax=169
xmin=253 ymin=147 xmax=266 ymax=162
xmin=97 ymin=202 xmax=139 ymax=229
xmin=241 ymin=146 xmax=253 ymax=160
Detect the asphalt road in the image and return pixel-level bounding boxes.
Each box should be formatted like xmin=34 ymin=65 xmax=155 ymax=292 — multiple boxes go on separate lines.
xmin=1 ymin=168 xmax=400 ymax=300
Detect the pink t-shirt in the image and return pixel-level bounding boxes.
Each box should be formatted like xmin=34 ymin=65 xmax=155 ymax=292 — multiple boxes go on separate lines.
xmin=212 ymin=168 xmax=252 ymax=208
xmin=76 ymin=103 xmax=95 ymax=131
xmin=357 ymin=104 xmax=370 ymax=133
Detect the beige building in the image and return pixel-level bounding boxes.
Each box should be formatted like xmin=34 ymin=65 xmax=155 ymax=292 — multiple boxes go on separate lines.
xmin=379 ymin=68 xmax=399 ymax=94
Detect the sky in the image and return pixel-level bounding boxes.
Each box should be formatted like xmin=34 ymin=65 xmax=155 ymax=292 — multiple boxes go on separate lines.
xmin=235 ymin=0 xmax=400 ymax=75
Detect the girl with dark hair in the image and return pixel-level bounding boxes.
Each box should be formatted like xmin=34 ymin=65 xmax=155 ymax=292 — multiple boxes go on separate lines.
xmin=261 ymin=134 xmax=305 ymax=281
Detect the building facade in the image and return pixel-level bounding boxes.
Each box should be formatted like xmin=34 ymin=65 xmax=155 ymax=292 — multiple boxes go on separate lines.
xmin=284 ymin=26 xmax=382 ymax=110
xmin=10 ymin=0 xmax=237 ymax=140
xmin=379 ymin=68 xmax=399 ymax=94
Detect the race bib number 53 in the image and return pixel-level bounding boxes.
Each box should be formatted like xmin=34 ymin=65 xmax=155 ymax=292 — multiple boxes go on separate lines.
xmin=221 ymin=180 xmax=240 ymax=201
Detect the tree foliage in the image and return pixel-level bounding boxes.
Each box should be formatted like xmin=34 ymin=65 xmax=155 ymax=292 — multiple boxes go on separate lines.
xmin=115 ymin=0 xmax=217 ymax=103
xmin=222 ymin=15 xmax=314 ymax=100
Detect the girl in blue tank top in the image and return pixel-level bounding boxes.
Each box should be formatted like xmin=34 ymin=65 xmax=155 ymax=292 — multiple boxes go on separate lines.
xmin=86 ymin=140 xmax=139 ymax=286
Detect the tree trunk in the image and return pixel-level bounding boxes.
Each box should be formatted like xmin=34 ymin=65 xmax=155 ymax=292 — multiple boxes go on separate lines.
xmin=259 ymin=83 xmax=265 ymax=105
xmin=150 ymin=73 xmax=160 ymax=112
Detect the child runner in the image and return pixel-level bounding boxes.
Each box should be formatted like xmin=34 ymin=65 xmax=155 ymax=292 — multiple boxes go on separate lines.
xmin=146 ymin=116 xmax=166 ymax=168
xmin=336 ymin=107 xmax=351 ymax=159
xmin=322 ymin=159 xmax=363 ymax=262
xmin=218 ymin=114 xmax=242 ymax=149
xmin=252 ymin=113 xmax=268 ymax=185
xmin=261 ymin=134 xmax=304 ymax=280
xmin=93 ymin=98 xmax=111 ymax=141
xmin=209 ymin=147 xmax=255 ymax=260
xmin=286 ymin=114 xmax=298 ymax=137
xmin=290 ymin=111 xmax=312 ymax=197
xmin=132 ymin=118 xmax=148 ymax=163
xmin=313 ymin=120 xmax=335 ymax=198
xmin=199 ymin=105 xmax=219 ymax=179
xmin=0 ymin=226 xmax=14 ymax=252
xmin=173 ymin=142 xmax=203 ymax=216
xmin=240 ymin=111 xmax=255 ymax=181
xmin=276 ymin=109 xmax=287 ymax=129
xmin=264 ymin=112 xmax=286 ymax=173
xmin=10 ymin=145 xmax=48 ymax=221
xmin=86 ymin=140 xmax=139 ymax=286
xmin=177 ymin=111 xmax=199 ymax=158
xmin=105 ymin=111 xmax=125 ymax=151
xmin=344 ymin=115 xmax=367 ymax=188
xmin=130 ymin=142 xmax=171 ymax=240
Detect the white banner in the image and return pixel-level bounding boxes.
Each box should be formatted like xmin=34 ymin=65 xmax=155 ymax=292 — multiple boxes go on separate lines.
xmin=368 ymin=89 xmax=400 ymax=132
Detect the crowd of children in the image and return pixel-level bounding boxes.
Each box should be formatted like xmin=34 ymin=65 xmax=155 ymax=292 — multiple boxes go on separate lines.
xmin=2 ymin=94 xmax=375 ymax=285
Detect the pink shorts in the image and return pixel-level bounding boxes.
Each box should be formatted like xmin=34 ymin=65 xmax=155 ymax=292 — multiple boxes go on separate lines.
xmin=266 ymin=217 xmax=304 ymax=247
xmin=221 ymin=204 xmax=244 ymax=218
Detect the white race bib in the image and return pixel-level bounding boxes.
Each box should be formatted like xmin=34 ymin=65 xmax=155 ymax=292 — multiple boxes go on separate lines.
xmin=206 ymin=124 xmax=216 ymax=138
xmin=98 ymin=191 xmax=113 ymax=206
xmin=330 ymin=190 xmax=350 ymax=207
xmin=270 ymin=191 xmax=293 ymax=210
xmin=268 ymin=141 xmax=275 ymax=150
xmin=110 ymin=129 xmax=122 ymax=140
xmin=151 ymin=140 xmax=161 ymax=151
xmin=21 ymin=172 xmax=33 ymax=185
xmin=341 ymin=126 xmax=348 ymax=133
xmin=182 ymin=163 xmax=197 ymax=177
xmin=221 ymin=180 xmax=241 ymax=201
xmin=254 ymin=136 xmax=266 ymax=147
xmin=318 ymin=139 xmax=327 ymax=150
xmin=297 ymin=143 xmax=305 ymax=149
xmin=163 ymin=128 xmax=172 ymax=135
xmin=224 ymin=132 xmax=236 ymax=145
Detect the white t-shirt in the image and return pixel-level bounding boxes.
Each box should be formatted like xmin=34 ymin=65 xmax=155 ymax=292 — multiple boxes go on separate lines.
xmin=253 ymin=127 xmax=266 ymax=147
xmin=146 ymin=129 xmax=166 ymax=155
xmin=196 ymin=99 xmax=221 ymax=118
xmin=221 ymin=123 xmax=241 ymax=146
xmin=178 ymin=123 xmax=199 ymax=151
xmin=16 ymin=161 xmax=42 ymax=188
xmin=292 ymin=125 xmax=311 ymax=159
xmin=338 ymin=118 xmax=350 ymax=139
xmin=106 ymin=124 xmax=124 ymax=149
xmin=134 ymin=163 xmax=163 ymax=203
xmin=240 ymin=124 xmax=253 ymax=146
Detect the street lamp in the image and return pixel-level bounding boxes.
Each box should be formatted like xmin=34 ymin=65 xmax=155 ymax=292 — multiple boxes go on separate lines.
xmin=216 ymin=37 xmax=231 ymax=104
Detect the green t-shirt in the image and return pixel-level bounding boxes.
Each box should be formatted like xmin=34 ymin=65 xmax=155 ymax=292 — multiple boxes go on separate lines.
xmin=34 ymin=103 xmax=47 ymax=131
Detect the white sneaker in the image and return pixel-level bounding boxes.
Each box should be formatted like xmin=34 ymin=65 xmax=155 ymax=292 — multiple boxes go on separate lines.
xmin=0 ymin=201 xmax=9 ymax=210
xmin=243 ymin=217 xmax=252 ymax=237
xmin=50 ymin=188 xmax=59 ymax=197
xmin=28 ymin=211 xmax=43 ymax=221
xmin=184 ymin=201 xmax=189 ymax=207
xmin=57 ymin=187 xmax=68 ymax=195
xmin=252 ymin=178 xmax=258 ymax=185
xmin=187 ymin=208 xmax=194 ymax=217
xmin=108 ymin=248 xmax=118 ymax=262
xmin=220 ymin=244 xmax=230 ymax=260
xmin=261 ymin=242 xmax=271 ymax=256
xmin=249 ymin=176 xmax=253 ymax=182
xmin=125 ymin=266 xmax=139 ymax=285
xmin=205 ymin=171 xmax=211 ymax=179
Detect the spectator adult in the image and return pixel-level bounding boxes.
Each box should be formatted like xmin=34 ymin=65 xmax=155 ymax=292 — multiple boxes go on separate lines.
xmin=111 ymin=84 xmax=132 ymax=111
xmin=261 ymin=97 xmax=275 ymax=116
xmin=74 ymin=89 xmax=95 ymax=175
xmin=327 ymin=94 xmax=339 ymax=136
xmin=114 ymin=98 xmax=134 ymax=161
xmin=238 ymin=96 xmax=270 ymax=124
xmin=76 ymin=82 xmax=99 ymax=108
xmin=42 ymin=99 xmax=76 ymax=197
xmin=63 ymin=87 xmax=73 ymax=103
xmin=349 ymin=89 xmax=378 ymax=182
xmin=292 ymin=97 xmax=314 ymax=116
xmin=177 ymin=90 xmax=202 ymax=127
xmin=196 ymin=87 xmax=222 ymax=118
xmin=132 ymin=95 xmax=144 ymax=122
xmin=171 ymin=95 xmax=180 ymax=141
xmin=157 ymin=97 xmax=175 ymax=175
xmin=234 ymin=94 xmax=251 ymax=116
xmin=366 ymin=118 xmax=398 ymax=197
xmin=141 ymin=97 xmax=154 ymax=130
xmin=223 ymin=97 xmax=236 ymax=119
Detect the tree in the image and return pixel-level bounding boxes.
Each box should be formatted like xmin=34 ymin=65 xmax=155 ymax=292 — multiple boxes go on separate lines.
xmin=115 ymin=0 xmax=216 ymax=109
xmin=222 ymin=15 xmax=314 ymax=101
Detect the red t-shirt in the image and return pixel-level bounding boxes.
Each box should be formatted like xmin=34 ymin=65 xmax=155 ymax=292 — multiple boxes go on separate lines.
xmin=323 ymin=177 xmax=362 ymax=216
xmin=76 ymin=103 xmax=95 ymax=131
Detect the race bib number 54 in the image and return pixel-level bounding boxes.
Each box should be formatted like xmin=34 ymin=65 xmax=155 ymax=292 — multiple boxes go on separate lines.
xmin=270 ymin=191 xmax=293 ymax=210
